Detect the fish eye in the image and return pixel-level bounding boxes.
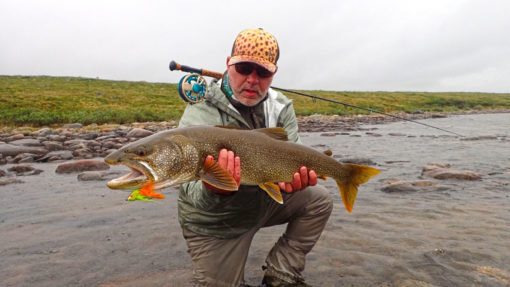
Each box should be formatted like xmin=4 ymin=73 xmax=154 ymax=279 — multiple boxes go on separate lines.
xmin=137 ymin=148 xmax=146 ymax=156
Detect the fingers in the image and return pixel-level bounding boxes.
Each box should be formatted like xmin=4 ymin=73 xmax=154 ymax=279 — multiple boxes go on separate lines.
xmin=299 ymin=166 xmax=308 ymax=187
xmin=217 ymin=149 xmax=228 ymax=169
xmin=234 ymin=156 xmax=241 ymax=186
xmin=291 ymin=171 xmax=302 ymax=191
xmin=308 ymin=169 xmax=317 ymax=186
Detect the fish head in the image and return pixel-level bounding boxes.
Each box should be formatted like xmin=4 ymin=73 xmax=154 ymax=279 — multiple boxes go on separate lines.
xmin=104 ymin=132 xmax=199 ymax=190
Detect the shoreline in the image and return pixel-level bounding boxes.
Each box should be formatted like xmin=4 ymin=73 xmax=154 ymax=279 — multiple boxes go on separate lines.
xmin=1 ymin=108 xmax=509 ymax=135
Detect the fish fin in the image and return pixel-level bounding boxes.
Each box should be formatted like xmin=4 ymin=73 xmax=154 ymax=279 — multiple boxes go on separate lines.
xmin=323 ymin=150 xmax=333 ymax=156
xmin=259 ymin=182 xmax=283 ymax=204
xmin=336 ymin=164 xmax=380 ymax=213
xmin=199 ymin=157 xmax=239 ymax=191
xmin=254 ymin=127 xmax=288 ymax=141
xmin=317 ymin=174 xmax=327 ymax=181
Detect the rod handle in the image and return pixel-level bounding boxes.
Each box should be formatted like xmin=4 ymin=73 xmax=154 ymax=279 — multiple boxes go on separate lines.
xmin=169 ymin=60 xmax=223 ymax=79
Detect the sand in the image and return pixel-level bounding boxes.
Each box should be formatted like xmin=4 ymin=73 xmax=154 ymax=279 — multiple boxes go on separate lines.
xmin=1 ymin=113 xmax=509 ymax=286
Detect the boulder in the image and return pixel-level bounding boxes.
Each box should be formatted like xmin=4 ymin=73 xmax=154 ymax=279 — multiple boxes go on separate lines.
xmin=0 ymin=178 xmax=24 ymax=186
xmin=55 ymin=159 xmax=110 ymax=174
xmin=77 ymin=170 xmax=123 ymax=181
xmin=126 ymin=128 xmax=154 ymax=138
xmin=38 ymin=150 xmax=74 ymax=162
xmin=8 ymin=139 xmax=43 ymax=147
xmin=422 ymin=163 xmax=481 ymax=180
xmin=7 ymin=165 xmax=43 ymax=176
xmin=0 ymin=144 xmax=48 ymax=157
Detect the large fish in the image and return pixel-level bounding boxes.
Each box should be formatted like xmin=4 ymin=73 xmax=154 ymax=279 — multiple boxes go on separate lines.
xmin=104 ymin=126 xmax=380 ymax=212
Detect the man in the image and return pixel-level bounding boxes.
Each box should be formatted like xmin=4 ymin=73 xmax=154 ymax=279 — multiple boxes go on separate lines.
xmin=178 ymin=28 xmax=333 ymax=287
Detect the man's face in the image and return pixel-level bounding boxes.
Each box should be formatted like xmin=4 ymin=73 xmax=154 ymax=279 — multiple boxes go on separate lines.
xmin=226 ymin=57 xmax=276 ymax=107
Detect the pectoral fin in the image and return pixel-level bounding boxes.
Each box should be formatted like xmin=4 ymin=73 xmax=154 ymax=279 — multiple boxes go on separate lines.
xmin=259 ymin=182 xmax=283 ymax=204
xmin=199 ymin=157 xmax=239 ymax=191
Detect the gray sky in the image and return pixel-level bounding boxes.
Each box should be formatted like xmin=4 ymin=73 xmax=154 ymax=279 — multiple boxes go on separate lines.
xmin=1 ymin=0 xmax=509 ymax=93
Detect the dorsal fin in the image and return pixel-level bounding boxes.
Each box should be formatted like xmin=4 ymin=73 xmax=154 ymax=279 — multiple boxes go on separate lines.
xmin=255 ymin=127 xmax=288 ymax=141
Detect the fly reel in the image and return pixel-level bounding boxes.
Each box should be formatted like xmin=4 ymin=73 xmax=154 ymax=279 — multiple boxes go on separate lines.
xmin=177 ymin=73 xmax=207 ymax=104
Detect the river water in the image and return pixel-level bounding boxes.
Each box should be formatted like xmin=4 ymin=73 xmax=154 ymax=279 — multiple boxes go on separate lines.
xmin=1 ymin=113 xmax=509 ymax=286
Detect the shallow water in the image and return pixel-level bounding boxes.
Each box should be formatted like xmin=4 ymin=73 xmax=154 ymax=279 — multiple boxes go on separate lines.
xmin=1 ymin=113 xmax=509 ymax=286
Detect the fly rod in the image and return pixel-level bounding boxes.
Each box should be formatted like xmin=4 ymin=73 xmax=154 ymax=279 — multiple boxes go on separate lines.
xmin=169 ymin=60 xmax=464 ymax=137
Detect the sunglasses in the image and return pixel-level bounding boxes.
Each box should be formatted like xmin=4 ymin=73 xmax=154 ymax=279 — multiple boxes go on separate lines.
xmin=233 ymin=62 xmax=274 ymax=78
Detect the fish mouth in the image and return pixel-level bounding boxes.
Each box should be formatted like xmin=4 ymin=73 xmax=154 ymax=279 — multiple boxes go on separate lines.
xmin=107 ymin=164 xmax=152 ymax=190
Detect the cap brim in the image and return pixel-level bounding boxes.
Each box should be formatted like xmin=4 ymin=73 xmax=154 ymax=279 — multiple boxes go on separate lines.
xmin=228 ymin=57 xmax=277 ymax=73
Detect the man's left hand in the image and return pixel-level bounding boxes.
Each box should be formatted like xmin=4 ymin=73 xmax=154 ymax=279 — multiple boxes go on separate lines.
xmin=278 ymin=166 xmax=317 ymax=193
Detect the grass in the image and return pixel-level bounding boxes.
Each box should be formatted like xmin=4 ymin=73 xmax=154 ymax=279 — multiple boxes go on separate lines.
xmin=1 ymin=75 xmax=510 ymax=127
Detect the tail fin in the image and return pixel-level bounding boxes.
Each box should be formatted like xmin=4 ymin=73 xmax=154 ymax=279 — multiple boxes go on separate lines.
xmin=336 ymin=164 xmax=380 ymax=212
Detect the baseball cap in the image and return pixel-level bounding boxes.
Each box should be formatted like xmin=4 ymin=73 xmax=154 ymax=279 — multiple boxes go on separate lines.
xmin=228 ymin=28 xmax=279 ymax=73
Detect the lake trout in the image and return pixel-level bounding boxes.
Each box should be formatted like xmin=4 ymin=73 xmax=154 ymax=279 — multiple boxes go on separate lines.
xmin=104 ymin=126 xmax=380 ymax=212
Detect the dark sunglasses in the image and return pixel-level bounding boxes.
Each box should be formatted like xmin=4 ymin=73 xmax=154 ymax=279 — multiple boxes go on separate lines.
xmin=234 ymin=62 xmax=274 ymax=78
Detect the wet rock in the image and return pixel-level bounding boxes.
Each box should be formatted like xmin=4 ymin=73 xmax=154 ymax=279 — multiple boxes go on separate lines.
xmin=388 ymin=133 xmax=406 ymax=136
xmin=126 ymin=128 xmax=154 ymax=138
xmin=55 ymin=159 xmax=110 ymax=174
xmin=382 ymin=182 xmax=418 ymax=193
xmin=8 ymin=139 xmax=43 ymax=147
xmin=38 ymin=150 xmax=74 ymax=162
xmin=77 ymin=170 xmax=123 ymax=181
xmin=422 ymin=163 xmax=481 ymax=180
xmin=43 ymin=141 xmax=64 ymax=151
xmin=340 ymin=157 xmax=377 ymax=165
xmin=366 ymin=132 xmax=383 ymax=137
xmin=0 ymin=144 xmax=48 ymax=157
xmin=63 ymin=123 xmax=83 ymax=129
xmin=7 ymin=165 xmax=43 ymax=176
xmin=461 ymin=135 xmax=498 ymax=141
xmin=382 ymin=180 xmax=438 ymax=193
xmin=0 ymin=178 xmax=24 ymax=186
xmin=0 ymin=169 xmax=5 ymax=177
xmin=320 ymin=132 xmax=337 ymax=137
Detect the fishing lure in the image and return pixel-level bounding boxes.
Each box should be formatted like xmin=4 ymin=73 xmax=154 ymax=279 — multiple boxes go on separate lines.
xmin=127 ymin=181 xmax=165 ymax=201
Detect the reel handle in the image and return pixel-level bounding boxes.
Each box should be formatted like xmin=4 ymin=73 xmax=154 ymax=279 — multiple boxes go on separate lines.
xmin=170 ymin=60 xmax=223 ymax=79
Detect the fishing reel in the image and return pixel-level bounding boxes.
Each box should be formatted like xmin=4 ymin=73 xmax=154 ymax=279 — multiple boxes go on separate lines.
xmin=177 ymin=73 xmax=208 ymax=104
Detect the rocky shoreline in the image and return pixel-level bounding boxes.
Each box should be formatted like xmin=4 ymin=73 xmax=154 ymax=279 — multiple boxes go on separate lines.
xmin=0 ymin=109 xmax=508 ymax=165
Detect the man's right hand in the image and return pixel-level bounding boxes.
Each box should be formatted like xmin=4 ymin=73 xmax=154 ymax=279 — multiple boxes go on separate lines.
xmin=203 ymin=149 xmax=241 ymax=195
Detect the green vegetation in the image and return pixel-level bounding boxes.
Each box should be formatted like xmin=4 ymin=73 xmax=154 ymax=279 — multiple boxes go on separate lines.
xmin=1 ymin=75 xmax=509 ymax=127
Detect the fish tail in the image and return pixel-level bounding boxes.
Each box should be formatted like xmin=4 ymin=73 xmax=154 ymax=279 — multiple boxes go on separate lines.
xmin=335 ymin=164 xmax=380 ymax=212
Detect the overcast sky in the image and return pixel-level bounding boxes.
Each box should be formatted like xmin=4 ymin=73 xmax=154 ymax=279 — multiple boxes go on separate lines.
xmin=1 ymin=0 xmax=509 ymax=93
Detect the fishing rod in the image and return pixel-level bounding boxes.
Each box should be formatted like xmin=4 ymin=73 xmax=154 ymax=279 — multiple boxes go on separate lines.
xmin=169 ymin=60 xmax=464 ymax=137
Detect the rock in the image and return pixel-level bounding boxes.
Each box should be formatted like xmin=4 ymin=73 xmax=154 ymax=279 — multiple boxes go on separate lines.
xmin=8 ymin=139 xmax=43 ymax=147
xmin=55 ymin=159 xmax=110 ymax=174
xmin=366 ymin=132 xmax=383 ymax=137
xmin=7 ymin=165 xmax=43 ymax=176
xmin=63 ymin=123 xmax=83 ymax=129
xmin=0 ymin=169 xmax=5 ymax=177
xmin=320 ymin=132 xmax=337 ymax=137
xmin=12 ymin=153 xmax=37 ymax=163
xmin=126 ymin=128 xmax=154 ymax=138
xmin=77 ymin=170 xmax=123 ymax=181
xmin=461 ymin=135 xmax=498 ymax=141
xmin=43 ymin=141 xmax=64 ymax=151
xmin=38 ymin=150 xmax=74 ymax=162
xmin=0 ymin=144 xmax=48 ymax=157
xmin=388 ymin=133 xmax=407 ymax=136
xmin=382 ymin=180 xmax=438 ymax=193
xmin=6 ymin=134 xmax=25 ymax=141
xmin=34 ymin=128 xmax=52 ymax=137
xmin=0 ymin=178 xmax=24 ymax=186
xmin=340 ymin=157 xmax=377 ymax=165
xmin=382 ymin=181 xmax=418 ymax=193
xmin=422 ymin=163 xmax=481 ymax=180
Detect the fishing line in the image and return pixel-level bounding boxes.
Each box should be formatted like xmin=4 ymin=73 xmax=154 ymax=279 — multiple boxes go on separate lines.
xmin=169 ymin=60 xmax=464 ymax=137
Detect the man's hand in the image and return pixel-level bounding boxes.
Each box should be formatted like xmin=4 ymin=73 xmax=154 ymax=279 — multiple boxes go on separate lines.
xmin=203 ymin=149 xmax=241 ymax=195
xmin=278 ymin=166 xmax=317 ymax=193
